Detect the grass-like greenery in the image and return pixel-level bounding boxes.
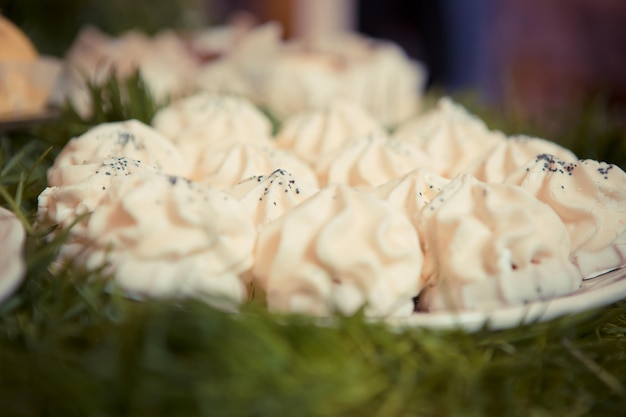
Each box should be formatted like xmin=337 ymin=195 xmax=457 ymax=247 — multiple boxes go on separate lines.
xmin=1 ymin=75 xmax=626 ymax=417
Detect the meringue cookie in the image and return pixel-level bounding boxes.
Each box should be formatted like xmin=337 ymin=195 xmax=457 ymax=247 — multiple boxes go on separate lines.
xmin=194 ymin=22 xmax=282 ymax=99
xmin=275 ymin=99 xmax=386 ymax=165
xmin=370 ymin=168 xmax=450 ymax=227
xmin=258 ymin=50 xmax=344 ymax=120
xmin=226 ymin=169 xmax=319 ymax=229
xmin=416 ymin=174 xmax=582 ymax=312
xmin=253 ymin=184 xmax=424 ymax=317
xmin=315 ymin=136 xmax=434 ymax=190
xmin=78 ymin=172 xmax=256 ymax=305
xmin=38 ymin=158 xmax=159 ymax=259
xmin=466 ymin=135 xmax=578 ymax=183
xmin=47 ymin=120 xmax=189 ymax=187
xmin=393 ymin=97 xmax=505 ymax=178
xmin=281 ymin=33 xmax=426 ymax=126
xmin=151 ymin=94 xmax=274 ymax=177
xmin=505 ymin=156 xmax=626 ymax=277
xmin=53 ymin=27 xmax=197 ymax=117
xmin=339 ymin=39 xmax=426 ymax=127
xmin=152 ymin=93 xmax=272 ymax=142
xmin=0 ymin=207 xmax=26 ymax=304
xmin=196 ymin=143 xmax=318 ymax=189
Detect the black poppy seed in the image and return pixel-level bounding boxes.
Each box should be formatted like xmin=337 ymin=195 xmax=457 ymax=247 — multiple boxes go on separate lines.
xmin=102 ymin=186 xmax=106 ymax=190
xmin=105 ymin=172 xmax=111 ymax=176
xmin=273 ymin=202 xmax=276 ymax=206
xmin=169 ymin=176 xmax=178 ymax=185
xmin=285 ymin=189 xmax=288 ymax=192
xmin=296 ymin=188 xmax=300 ymax=194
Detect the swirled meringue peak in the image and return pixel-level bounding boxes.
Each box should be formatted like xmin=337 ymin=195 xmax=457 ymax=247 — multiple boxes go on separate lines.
xmin=370 ymin=168 xmax=450 ymax=226
xmin=227 ymin=169 xmax=319 ymax=229
xmin=467 ymin=135 xmax=578 ymax=183
xmin=77 ymin=172 xmax=256 ymax=307
xmin=315 ymin=136 xmax=434 ymax=190
xmin=196 ymin=143 xmax=318 ymax=189
xmin=505 ymin=156 xmax=626 ymax=278
xmin=151 ymin=93 xmax=274 ymax=177
xmin=392 ymin=97 xmax=505 ymax=178
xmin=253 ymin=184 xmax=424 ymax=317
xmin=152 ymin=93 xmax=272 ymax=142
xmin=37 ymin=158 xmax=159 ymax=257
xmin=0 ymin=207 xmax=26 ymax=304
xmin=47 ymin=119 xmax=189 ymax=187
xmin=275 ymin=99 xmax=386 ymax=165
xmin=416 ymin=174 xmax=582 ymax=312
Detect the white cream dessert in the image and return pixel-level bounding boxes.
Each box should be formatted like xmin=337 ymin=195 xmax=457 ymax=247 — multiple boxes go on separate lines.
xmin=152 ymin=93 xmax=272 ymax=143
xmin=0 ymin=207 xmax=26 ymax=304
xmin=253 ymin=184 xmax=424 ymax=317
xmin=416 ymin=174 xmax=582 ymax=312
xmin=315 ymin=136 xmax=434 ymax=190
xmin=259 ymin=49 xmax=344 ymax=121
xmin=275 ymin=99 xmax=386 ymax=165
xmin=151 ymin=94 xmax=274 ymax=179
xmin=196 ymin=143 xmax=318 ymax=189
xmin=226 ymin=169 xmax=319 ymax=229
xmin=76 ymin=172 xmax=256 ymax=306
xmin=54 ymin=26 xmax=197 ymax=118
xmin=38 ymin=158 xmax=159 ymax=259
xmin=47 ymin=120 xmax=189 ymax=187
xmin=393 ymin=97 xmax=505 ymax=178
xmin=282 ymin=32 xmax=426 ymax=126
xmin=466 ymin=135 xmax=578 ymax=183
xmin=194 ymin=22 xmax=282 ymax=99
xmin=370 ymin=168 xmax=450 ymax=228
xmin=505 ymin=156 xmax=626 ymax=278
xmin=259 ymin=31 xmax=425 ymax=126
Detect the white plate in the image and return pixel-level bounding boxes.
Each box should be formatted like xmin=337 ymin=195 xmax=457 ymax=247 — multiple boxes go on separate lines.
xmin=388 ymin=267 xmax=626 ymax=332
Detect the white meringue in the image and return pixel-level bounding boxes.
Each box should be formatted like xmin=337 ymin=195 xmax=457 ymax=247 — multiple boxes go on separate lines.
xmin=258 ymin=32 xmax=426 ymax=126
xmin=370 ymin=168 xmax=450 ymax=227
xmin=505 ymin=156 xmax=626 ymax=278
xmin=0 ymin=207 xmax=26 ymax=304
xmin=38 ymin=158 xmax=159 ymax=260
xmin=416 ymin=175 xmax=582 ymax=312
xmin=196 ymin=143 xmax=318 ymax=189
xmin=77 ymin=172 xmax=256 ymax=305
xmin=151 ymin=94 xmax=274 ymax=179
xmin=393 ymin=97 xmax=505 ymax=178
xmin=53 ymin=26 xmax=197 ymax=118
xmin=315 ymin=136 xmax=434 ymax=190
xmin=152 ymin=93 xmax=272 ymax=143
xmin=47 ymin=120 xmax=189 ymax=187
xmin=466 ymin=135 xmax=578 ymax=183
xmin=253 ymin=184 xmax=423 ymax=317
xmin=226 ymin=169 xmax=319 ymax=229
xmin=275 ymin=99 xmax=386 ymax=165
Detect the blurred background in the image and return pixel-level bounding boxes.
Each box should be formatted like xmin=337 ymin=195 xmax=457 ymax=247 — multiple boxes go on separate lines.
xmin=2 ymin=0 xmax=626 ymax=138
